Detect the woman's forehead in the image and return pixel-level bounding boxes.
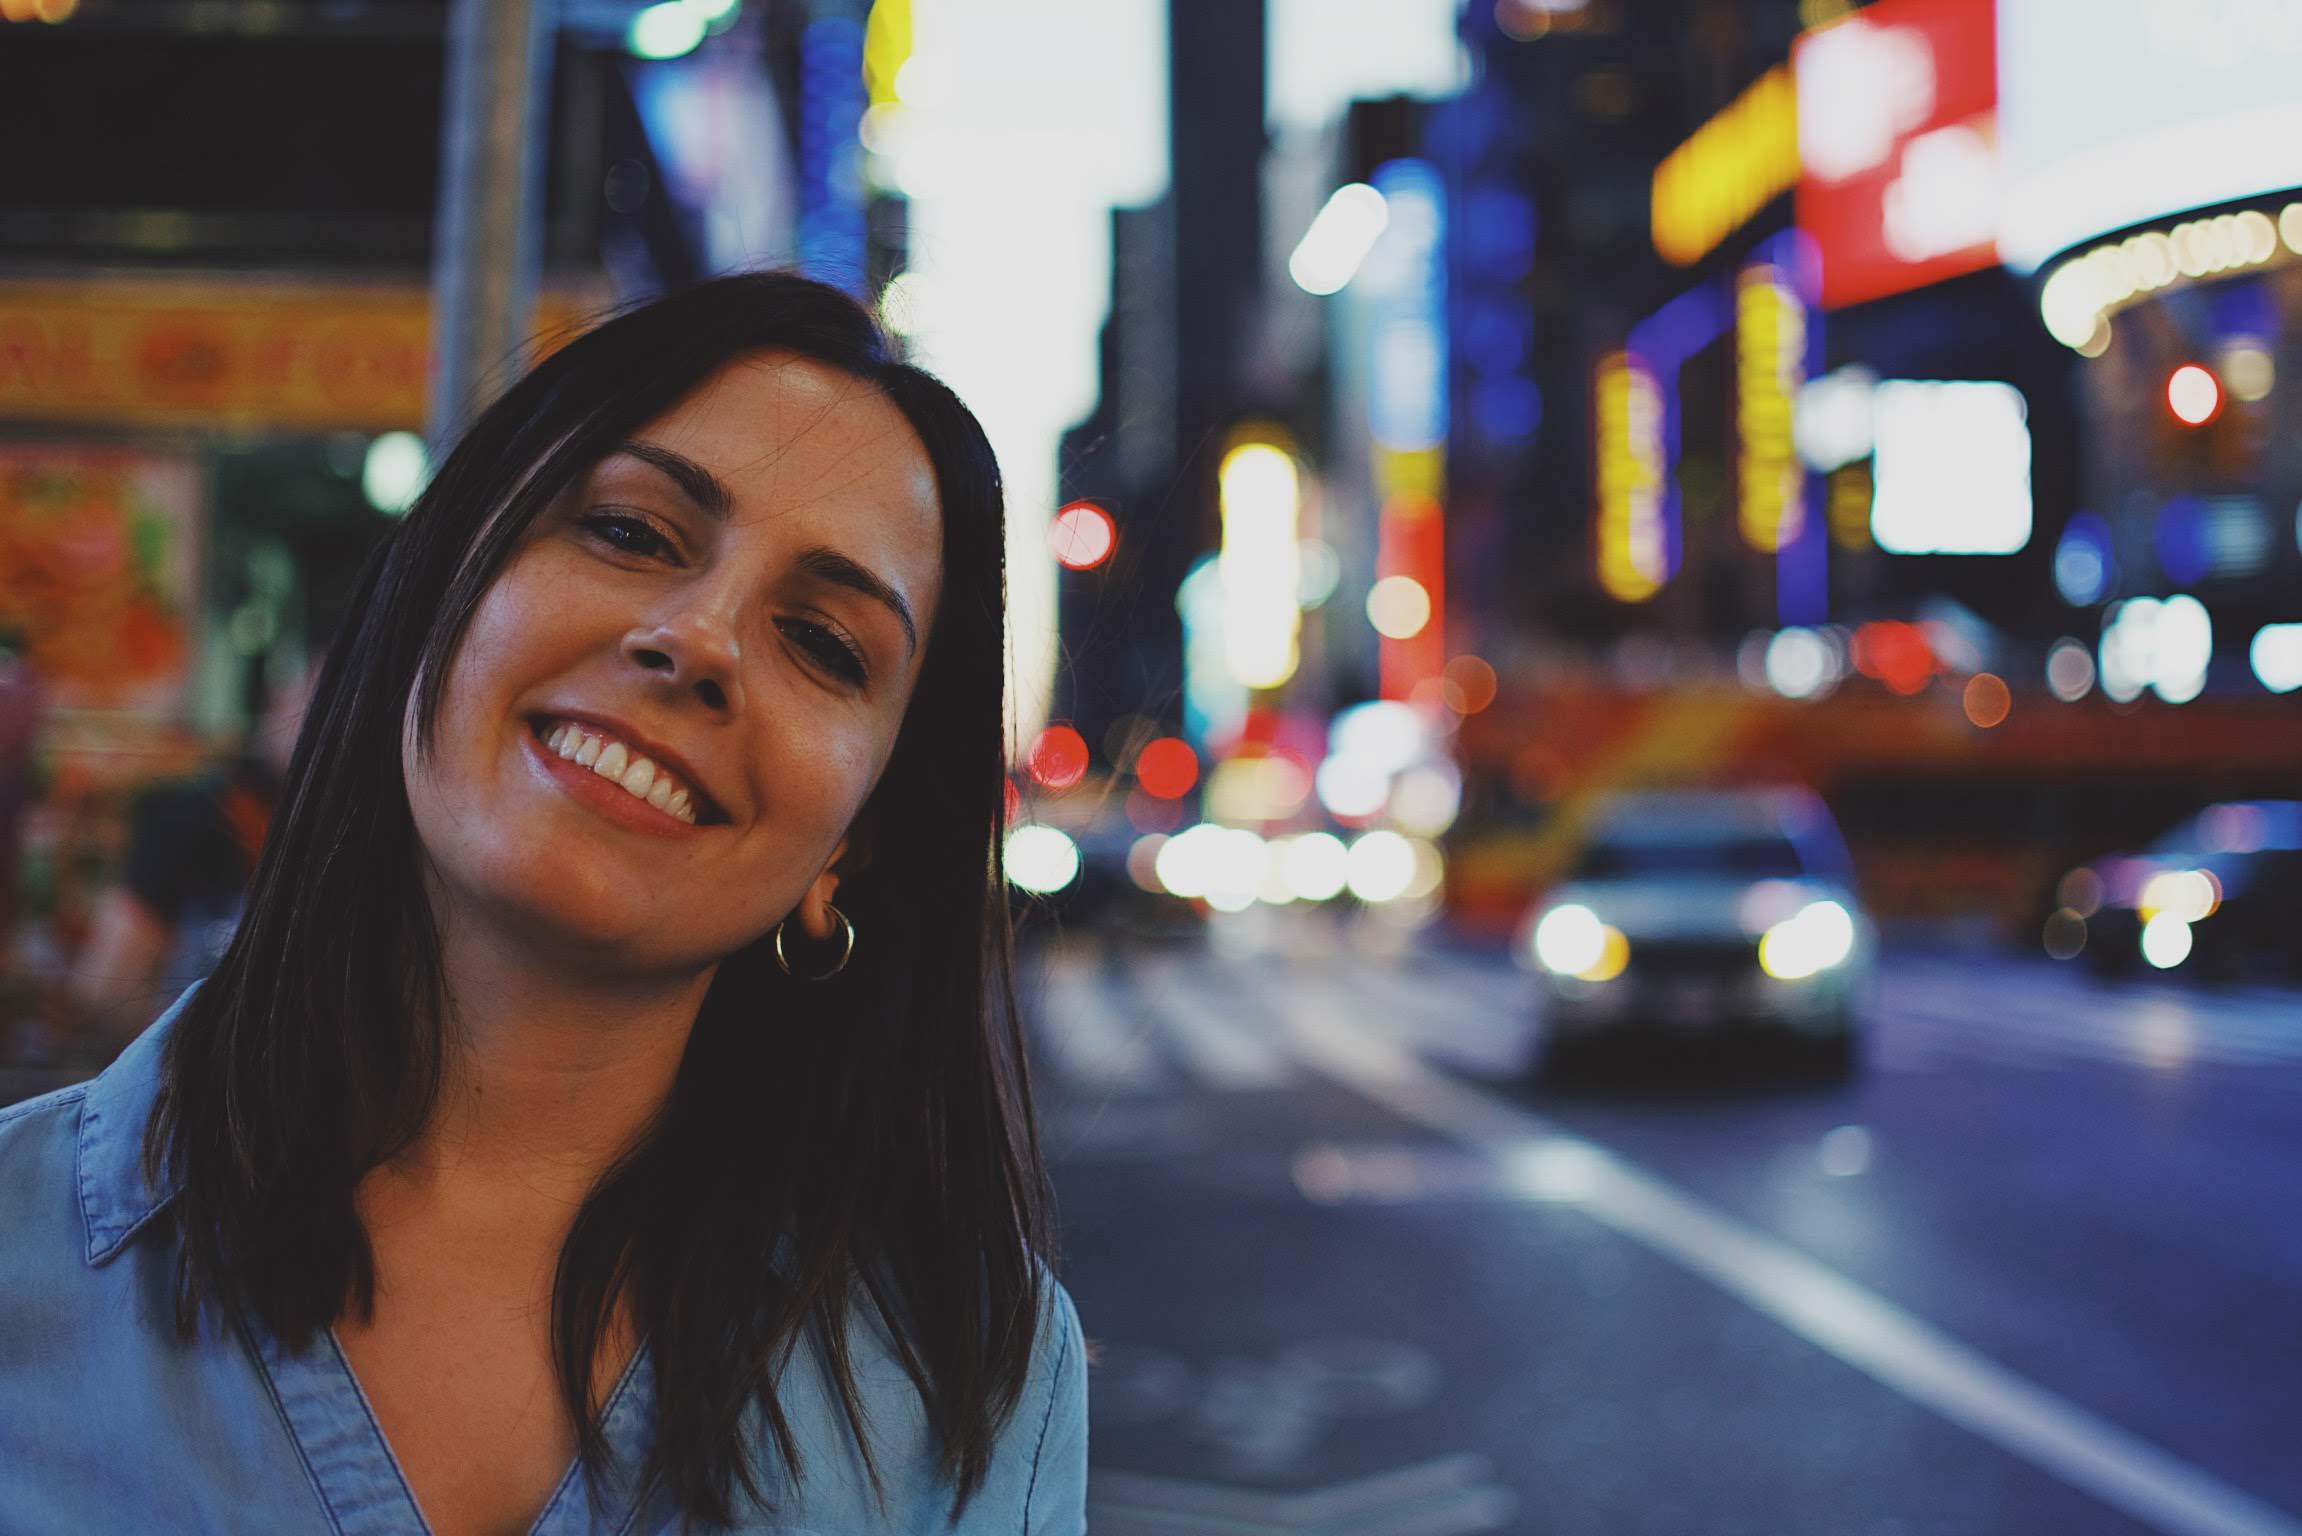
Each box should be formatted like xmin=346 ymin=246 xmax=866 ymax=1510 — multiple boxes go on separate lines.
xmin=623 ymin=353 xmax=943 ymax=587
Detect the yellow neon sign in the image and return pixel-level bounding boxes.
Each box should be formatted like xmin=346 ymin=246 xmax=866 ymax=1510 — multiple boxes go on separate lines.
xmin=1735 ymin=264 xmax=1805 ymax=553
xmin=1594 ymin=351 xmax=1666 ymax=602
xmin=1652 ymin=66 xmax=1798 ymax=267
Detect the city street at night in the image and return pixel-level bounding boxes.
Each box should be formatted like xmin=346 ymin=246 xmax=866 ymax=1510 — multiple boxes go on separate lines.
xmin=1034 ymin=924 xmax=2302 ymax=1536
xmin=9 ymin=0 xmax=2302 ymax=1530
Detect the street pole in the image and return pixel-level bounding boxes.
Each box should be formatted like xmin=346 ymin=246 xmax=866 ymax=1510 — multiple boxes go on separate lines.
xmin=426 ymin=0 xmax=555 ymax=453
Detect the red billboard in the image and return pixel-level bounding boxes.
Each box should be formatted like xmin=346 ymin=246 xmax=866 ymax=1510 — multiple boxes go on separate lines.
xmin=1793 ymin=0 xmax=1998 ymax=310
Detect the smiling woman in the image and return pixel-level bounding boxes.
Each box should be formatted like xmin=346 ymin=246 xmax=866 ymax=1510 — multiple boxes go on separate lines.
xmin=0 ymin=274 xmax=1082 ymax=1534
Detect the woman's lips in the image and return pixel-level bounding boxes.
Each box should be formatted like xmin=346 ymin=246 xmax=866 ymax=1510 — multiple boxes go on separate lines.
xmin=523 ymin=726 xmax=705 ymax=838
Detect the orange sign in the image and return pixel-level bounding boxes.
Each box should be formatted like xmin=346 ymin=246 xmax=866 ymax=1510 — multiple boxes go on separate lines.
xmin=0 ymin=279 xmax=600 ymax=433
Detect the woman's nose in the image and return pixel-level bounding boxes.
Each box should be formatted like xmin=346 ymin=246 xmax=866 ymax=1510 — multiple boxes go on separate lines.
xmin=623 ymin=616 xmax=740 ymax=714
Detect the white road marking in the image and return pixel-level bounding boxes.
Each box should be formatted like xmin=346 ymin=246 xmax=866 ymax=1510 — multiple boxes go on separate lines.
xmin=1090 ymin=1452 xmax=1515 ymax=1536
xmin=1032 ymin=957 xmax=1164 ymax=1091
xmin=1135 ymin=960 xmax=1299 ymax=1090
xmin=1887 ymin=991 xmax=2301 ymax=1070
xmin=1238 ymin=958 xmax=2302 ymax=1536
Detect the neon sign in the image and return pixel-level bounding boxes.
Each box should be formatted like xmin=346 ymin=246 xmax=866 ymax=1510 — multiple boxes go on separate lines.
xmin=1652 ymin=66 xmax=1799 ymax=267
xmin=1736 ymin=264 xmax=1806 ymax=552
xmin=1594 ymin=351 xmax=1666 ymax=602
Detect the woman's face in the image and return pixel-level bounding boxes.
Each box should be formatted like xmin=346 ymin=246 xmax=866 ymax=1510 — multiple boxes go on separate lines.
xmin=405 ymin=351 xmax=944 ymax=977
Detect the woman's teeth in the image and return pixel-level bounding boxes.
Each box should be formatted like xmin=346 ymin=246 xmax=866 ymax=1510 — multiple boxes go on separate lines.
xmin=542 ymin=721 xmax=697 ymax=823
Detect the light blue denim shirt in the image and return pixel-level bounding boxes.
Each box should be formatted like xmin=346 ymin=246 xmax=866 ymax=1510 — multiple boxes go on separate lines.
xmin=0 ymin=998 xmax=1087 ymax=1534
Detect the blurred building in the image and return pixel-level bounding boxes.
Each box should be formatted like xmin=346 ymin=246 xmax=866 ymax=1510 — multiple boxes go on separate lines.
xmin=0 ymin=0 xmax=870 ymax=999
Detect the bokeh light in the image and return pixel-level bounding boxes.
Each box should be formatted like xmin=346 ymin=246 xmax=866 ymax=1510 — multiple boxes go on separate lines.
xmin=1133 ymin=737 xmax=1200 ymax=799
xmin=1026 ymin=724 xmax=1090 ymax=790
xmin=1851 ymin=621 xmax=1934 ymax=695
xmin=1048 ymin=501 xmax=1117 ymax=570
xmin=2166 ymin=364 xmax=2221 ymax=426
xmin=2140 ymin=912 xmax=2193 ymax=970
xmin=1962 ymin=673 xmax=2011 ymax=728
xmin=2046 ymin=638 xmax=2096 ymax=702
xmin=1344 ymin=830 xmax=1417 ymax=903
xmin=1365 ymin=576 xmax=1433 ymax=640
xmin=1126 ymin=834 xmax=1168 ymax=892
xmin=1003 ymin=825 xmax=1080 ymax=894
xmin=362 ymin=432 xmax=429 ymax=515
xmin=1441 ymin=655 xmax=1499 ymax=714
xmin=1280 ymin=832 xmax=1350 ymax=901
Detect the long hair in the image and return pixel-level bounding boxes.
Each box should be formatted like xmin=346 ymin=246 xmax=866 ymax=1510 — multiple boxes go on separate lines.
xmin=144 ymin=272 xmax=1048 ymax=1523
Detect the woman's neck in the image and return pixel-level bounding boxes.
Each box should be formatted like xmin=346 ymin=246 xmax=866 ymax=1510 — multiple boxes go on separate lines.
xmin=375 ymin=910 xmax=715 ymax=1229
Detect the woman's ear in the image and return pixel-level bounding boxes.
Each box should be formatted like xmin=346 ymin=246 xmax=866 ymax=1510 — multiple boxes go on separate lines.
xmin=795 ymin=836 xmax=849 ymax=941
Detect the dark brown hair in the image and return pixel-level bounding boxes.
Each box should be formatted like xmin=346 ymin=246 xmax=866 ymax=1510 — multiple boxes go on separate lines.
xmin=146 ymin=271 xmax=1049 ymax=1523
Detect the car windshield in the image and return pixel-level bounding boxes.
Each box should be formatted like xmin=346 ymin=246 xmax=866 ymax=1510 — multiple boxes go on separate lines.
xmin=1574 ymin=833 xmax=1807 ymax=881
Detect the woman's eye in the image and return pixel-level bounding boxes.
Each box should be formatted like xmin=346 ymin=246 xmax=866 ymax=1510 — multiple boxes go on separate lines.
xmin=781 ymin=619 xmax=869 ymax=686
xmin=578 ymin=510 xmax=674 ymax=560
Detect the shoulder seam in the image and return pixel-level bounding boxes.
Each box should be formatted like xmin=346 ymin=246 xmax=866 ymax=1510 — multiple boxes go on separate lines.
xmin=1021 ymin=1287 xmax=1076 ymax=1530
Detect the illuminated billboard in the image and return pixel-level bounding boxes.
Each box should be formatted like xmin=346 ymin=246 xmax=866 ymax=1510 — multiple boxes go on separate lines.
xmin=1997 ymin=0 xmax=2302 ymax=271
xmin=1651 ymin=66 xmax=1798 ymax=267
xmin=1793 ymin=0 xmax=1998 ymax=309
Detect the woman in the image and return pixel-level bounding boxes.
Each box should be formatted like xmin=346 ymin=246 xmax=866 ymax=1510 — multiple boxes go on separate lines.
xmin=0 ymin=273 xmax=1085 ymax=1533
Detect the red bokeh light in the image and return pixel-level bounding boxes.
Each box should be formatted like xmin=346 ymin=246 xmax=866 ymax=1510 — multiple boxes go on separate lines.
xmin=1026 ymin=724 xmax=1090 ymax=790
xmin=1851 ymin=620 xmax=1935 ymax=696
xmin=1048 ymin=501 xmax=1118 ymax=571
xmin=1133 ymin=736 xmax=1199 ymax=799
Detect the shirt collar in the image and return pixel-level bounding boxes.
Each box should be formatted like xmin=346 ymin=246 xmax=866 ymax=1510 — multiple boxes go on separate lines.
xmin=76 ymin=985 xmax=193 ymax=1266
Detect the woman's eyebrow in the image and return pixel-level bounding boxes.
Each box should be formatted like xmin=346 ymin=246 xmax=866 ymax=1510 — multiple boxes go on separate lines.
xmin=614 ymin=440 xmax=731 ymax=520
xmin=796 ymin=545 xmax=918 ymax=657
xmin=611 ymin=439 xmax=918 ymax=656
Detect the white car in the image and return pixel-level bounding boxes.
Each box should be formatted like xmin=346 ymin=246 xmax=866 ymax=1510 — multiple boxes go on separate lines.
xmin=1517 ymin=789 xmax=1875 ymax=1073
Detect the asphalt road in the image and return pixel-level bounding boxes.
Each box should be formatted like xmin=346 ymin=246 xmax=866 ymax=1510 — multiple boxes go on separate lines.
xmin=6 ymin=922 xmax=2292 ymax=1535
xmin=1030 ymin=914 xmax=2302 ymax=1536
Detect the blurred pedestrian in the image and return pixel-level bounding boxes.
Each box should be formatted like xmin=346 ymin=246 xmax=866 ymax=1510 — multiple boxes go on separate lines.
xmin=64 ymin=663 xmax=310 ymax=1054
xmin=0 ymin=273 xmax=1083 ymax=1534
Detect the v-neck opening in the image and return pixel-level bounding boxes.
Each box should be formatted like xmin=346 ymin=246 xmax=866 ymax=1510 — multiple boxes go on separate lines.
xmin=247 ymin=1319 xmax=655 ymax=1536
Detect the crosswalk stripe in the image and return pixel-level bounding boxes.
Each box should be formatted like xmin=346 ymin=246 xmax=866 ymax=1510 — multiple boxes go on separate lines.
xmin=1892 ymin=1009 xmax=2295 ymax=1072
xmin=1132 ymin=960 xmax=1297 ymax=1090
xmin=1893 ymin=963 xmax=2302 ymax=1042
xmin=1031 ymin=958 xmax=1165 ymax=1091
xmin=1881 ymin=985 xmax=2302 ymax=1068
xmin=1327 ymin=958 xmax=1535 ymax=1077
xmin=1024 ymin=941 xmax=2302 ymax=1094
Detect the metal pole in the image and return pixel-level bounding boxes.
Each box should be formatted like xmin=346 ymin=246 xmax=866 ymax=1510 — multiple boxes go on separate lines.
xmin=426 ymin=0 xmax=555 ymax=453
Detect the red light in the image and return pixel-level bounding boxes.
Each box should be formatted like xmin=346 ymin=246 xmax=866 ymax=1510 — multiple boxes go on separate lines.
xmin=1001 ymin=777 xmax=1020 ymax=825
xmin=1048 ymin=502 xmax=1117 ymax=570
xmin=2166 ymin=365 xmax=2221 ymax=426
xmin=1791 ymin=0 xmax=1998 ymax=310
xmin=1026 ymin=724 xmax=1090 ymax=790
xmin=1851 ymin=620 xmax=1935 ymax=696
xmin=1133 ymin=737 xmax=1199 ymax=799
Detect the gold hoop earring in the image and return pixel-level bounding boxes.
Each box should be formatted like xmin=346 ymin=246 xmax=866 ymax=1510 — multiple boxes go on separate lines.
xmin=774 ymin=904 xmax=855 ymax=981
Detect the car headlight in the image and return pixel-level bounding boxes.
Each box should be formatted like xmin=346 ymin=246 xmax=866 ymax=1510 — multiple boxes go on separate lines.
xmin=1532 ymin=903 xmax=1631 ymax=981
xmin=1759 ymin=900 xmax=1855 ymax=980
xmin=2138 ymin=868 xmax=2219 ymax=924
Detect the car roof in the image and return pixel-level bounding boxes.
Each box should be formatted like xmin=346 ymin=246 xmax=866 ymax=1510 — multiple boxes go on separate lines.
xmin=1589 ymin=788 xmax=1827 ymax=843
xmin=2165 ymin=800 xmax=2302 ymax=854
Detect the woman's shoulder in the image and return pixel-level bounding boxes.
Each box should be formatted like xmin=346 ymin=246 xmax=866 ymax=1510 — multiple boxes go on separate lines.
xmin=724 ymin=1269 xmax=1086 ymax=1534
xmin=0 ymin=998 xmax=188 ymax=1293
xmin=945 ymin=1269 xmax=1088 ymax=1534
xmin=0 ymin=1082 xmax=95 ymax=1264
